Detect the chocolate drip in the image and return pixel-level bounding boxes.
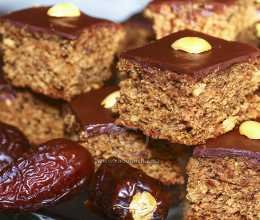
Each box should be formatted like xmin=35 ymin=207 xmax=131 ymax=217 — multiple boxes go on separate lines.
xmin=121 ymin=30 xmax=259 ymax=82
xmin=194 ymin=122 xmax=260 ymax=160
xmin=1 ymin=7 xmax=112 ymax=40
xmin=69 ymin=85 xmax=125 ymax=137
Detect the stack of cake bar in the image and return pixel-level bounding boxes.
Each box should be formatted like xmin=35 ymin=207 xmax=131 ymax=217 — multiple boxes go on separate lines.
xmin=0 ymin=5 xmax=124 ymax=145
xmin=0 ymin=1 xmax=259 ymax=220
xmin=116 ymin=28 xmax=260 ymax=219
xmin=115 ymin=1 xmax=259 ymax=219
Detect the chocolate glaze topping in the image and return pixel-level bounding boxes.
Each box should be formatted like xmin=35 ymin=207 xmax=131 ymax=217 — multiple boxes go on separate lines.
xmin=194 ymin=121 xmax=260 ymax=160
xmin=70 ymin=85 xmax=125 ymax=137
xmin=1 ymin=7 xmax=112 ymax=40
xmin=121 ymin=30 xmax=259 ymax=82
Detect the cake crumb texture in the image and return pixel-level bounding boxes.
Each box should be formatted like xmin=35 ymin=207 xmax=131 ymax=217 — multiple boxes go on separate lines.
xmin=0 ymin=21 xmax=124 ymax=101
xmin=0 ymin=90 xmax=64 ymax=144
xmin=145 ymin=0 xmax=257 ymax=40
xmin=80 ymin=132 xmax=185 ymax=185
xmin=186 ymin=157 xmax=260 ymax=220
xmin=115 ymin=58 xmax=260 ymax=145
xmin=64 ymin=113 xmax=187 ymax=185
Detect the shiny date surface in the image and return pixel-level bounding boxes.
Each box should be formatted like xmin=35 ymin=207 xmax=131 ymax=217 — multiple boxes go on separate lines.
xmin=0 ymin=139 xmax=94 ymax=212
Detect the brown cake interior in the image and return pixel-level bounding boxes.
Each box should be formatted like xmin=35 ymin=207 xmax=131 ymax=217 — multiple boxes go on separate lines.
xmin=63 ymin=86 xmax=188 ymax=185
xmin=186 ymin=156 xmax=259 ymax=219
xmin=78 ymin=129 xmax=186 ymax=185
xmin=116 ymin=60 xmax=260 ymax=145
xmin=115 ymin=30 xmax=260 ymax=145
xmin=0 ymin=89 xmax=64 ymax=145
xmin=186 ymin=122 xmax=260 ymax=219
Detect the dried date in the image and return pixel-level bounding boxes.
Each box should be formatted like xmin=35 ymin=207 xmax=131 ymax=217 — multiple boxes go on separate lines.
xmin=0 ymin=138 xmax=94 ymax=212
xmin=88 ymin=157 xmax=172 ymax=220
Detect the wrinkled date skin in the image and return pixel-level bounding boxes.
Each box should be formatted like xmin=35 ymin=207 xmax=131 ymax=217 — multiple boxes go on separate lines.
xmin=0 ymin=138 xmax=94 ymax=212
xmin=88 ymin=157 xmax=172 ymax=220
xmin=0 ymin=122 xmax=30 ymax=170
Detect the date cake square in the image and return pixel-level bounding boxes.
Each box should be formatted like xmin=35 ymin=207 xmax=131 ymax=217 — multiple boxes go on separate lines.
xmin=64 ymin=85 xmax=188 ymax=185
xmin=0 ymin=5 xmax=124 ymax=101
xmin=186 ymin=120 xmax=260 ymax=219
xmin=145 ymin=0 xmax=257 ymax=40
xmin=115 ymin=29 xmax=260 ymax=145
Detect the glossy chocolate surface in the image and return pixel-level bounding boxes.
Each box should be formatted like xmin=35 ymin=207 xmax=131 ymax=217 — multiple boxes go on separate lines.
xmin=121 ymin=30 xmax=259 ymax=81
xmin=1 ymin=7 xmax=111 ymax=40
xmin=70 ymin=85 xmax=125 ymax=137
xmin=88 ymin=157 xmax=172 ymax=220
xmin=194 ymin=122 xmax=260 ymax=160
